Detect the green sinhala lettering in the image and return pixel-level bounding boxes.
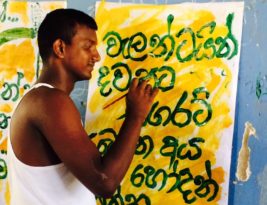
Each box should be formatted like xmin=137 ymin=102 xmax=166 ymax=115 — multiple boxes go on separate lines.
xmin=215 ymin=13 xmax=238 ymax=60
xmin=176 ymin=28 xmax=196 ymax=62
xmin=191 ymin=87 xmax=212 ymax=126
xmin=0 ymin=0 xmax=8 ymax=22
xmin=112 ymin=62 xmax=132 ymax=92
xmin=127 ymin=32 xmax=147 ymax=61
xmin=135 ymin=135 xmax=154 ymax=159
xmin=98 ymin=66 xmax=112 ymax=97
xmin=103 ymin=31 xmax=122 ymax=58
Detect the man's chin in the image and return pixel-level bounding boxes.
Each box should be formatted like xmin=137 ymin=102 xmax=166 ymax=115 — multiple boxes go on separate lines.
xmin=75 ymin=73 xmax=92 ymax=81
xmin=87 ymin=75 xmax=92 ymax=80
xmin=83 ymin=74 xmax=92 ymax=81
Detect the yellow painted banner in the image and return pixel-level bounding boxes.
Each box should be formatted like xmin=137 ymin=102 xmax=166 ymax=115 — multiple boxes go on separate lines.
xmin=0 ymin=1 xmax=66 ymax=204
xmin=85 ymin=1 xmax=244 ymax=205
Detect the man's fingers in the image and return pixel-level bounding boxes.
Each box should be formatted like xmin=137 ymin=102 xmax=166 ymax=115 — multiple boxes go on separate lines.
xmin=151 ymin=87 xmax=159 ymax=98
xmin=145 ymin=84 xmax=152 ymax=93
xmin=129 ymin=78 xmax=139 ymax=90
xmin=129 ymin=78 xmax=159 ymax=99
xmin=138 ymin=79 xmax=148 ymax=90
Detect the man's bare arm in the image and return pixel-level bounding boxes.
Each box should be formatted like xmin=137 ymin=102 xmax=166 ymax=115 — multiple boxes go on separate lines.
xmin=33 ymin=78 xmax=158 ymax=198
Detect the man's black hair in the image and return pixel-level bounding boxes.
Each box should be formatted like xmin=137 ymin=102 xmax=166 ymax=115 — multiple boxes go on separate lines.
xmin=37 ymin=8 xmax=97 ymax=62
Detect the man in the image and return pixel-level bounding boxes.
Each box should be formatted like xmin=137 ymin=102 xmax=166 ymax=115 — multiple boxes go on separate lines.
xmin=7 ymin=9 xmax=158 ymax=205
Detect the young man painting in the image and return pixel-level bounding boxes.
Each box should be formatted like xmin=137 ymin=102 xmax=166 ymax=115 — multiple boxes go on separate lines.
xmin=7 ymin=9 xmax=158 ymax=205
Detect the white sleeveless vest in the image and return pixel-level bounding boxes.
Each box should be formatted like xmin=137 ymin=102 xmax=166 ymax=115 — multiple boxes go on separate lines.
xmin=7 ymin=83 xmax=96 ymax=205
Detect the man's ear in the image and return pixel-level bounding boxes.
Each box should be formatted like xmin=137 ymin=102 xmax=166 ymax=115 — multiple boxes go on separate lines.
xmin=52 ymin=39 xmax=66 ymax=58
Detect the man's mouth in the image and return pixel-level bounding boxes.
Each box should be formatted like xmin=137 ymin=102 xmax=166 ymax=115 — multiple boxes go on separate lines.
xmin=88 ymin=63 xmax=95 ymax=68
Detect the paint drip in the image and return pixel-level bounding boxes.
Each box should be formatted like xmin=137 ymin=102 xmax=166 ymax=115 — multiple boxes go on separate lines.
xmin=236 ymin=122 xmax=257 ymax=182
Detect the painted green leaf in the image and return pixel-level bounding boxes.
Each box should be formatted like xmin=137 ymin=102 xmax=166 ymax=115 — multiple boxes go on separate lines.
xmin=0 ymin=27 xmax=35 ymax=46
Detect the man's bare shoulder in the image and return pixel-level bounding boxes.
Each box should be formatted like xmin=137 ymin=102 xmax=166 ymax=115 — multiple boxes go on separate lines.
xmin=19 ymin=87 xmax=74 ymax=111
xmin=15 ymin=86 xmax=79 ymax=125
xmin=26 ymin=86 xmax=71 ymax=104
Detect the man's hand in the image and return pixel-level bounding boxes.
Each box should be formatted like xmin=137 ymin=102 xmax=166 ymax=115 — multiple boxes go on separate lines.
xmin=126 ymin=78 xmax=159 ymax=121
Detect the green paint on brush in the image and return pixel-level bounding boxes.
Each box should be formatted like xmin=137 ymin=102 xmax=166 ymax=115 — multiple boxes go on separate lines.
xmin=0 ymin=27 xmax=36 ymax=46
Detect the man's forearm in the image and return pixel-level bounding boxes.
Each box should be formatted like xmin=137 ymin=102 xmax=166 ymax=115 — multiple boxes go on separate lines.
xmin=101 ymin=116 xmax=143 ymax=184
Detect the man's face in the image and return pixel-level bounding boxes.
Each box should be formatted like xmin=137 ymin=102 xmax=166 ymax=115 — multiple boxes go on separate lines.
xmin=63 ymin=24 xmax=100 ymax=81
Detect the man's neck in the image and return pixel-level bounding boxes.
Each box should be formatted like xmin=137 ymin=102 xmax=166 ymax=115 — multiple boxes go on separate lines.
xmin=36 ymin=65 xmax=76 ymax=95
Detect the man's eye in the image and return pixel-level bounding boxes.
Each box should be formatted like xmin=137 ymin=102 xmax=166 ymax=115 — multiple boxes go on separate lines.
xmin=84 ymin=44 xmax=92 ymax=49
xmin=84 ymin=46 xmax=91 ymax=49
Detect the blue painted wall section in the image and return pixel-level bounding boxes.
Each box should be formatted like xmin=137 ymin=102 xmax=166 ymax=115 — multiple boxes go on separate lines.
xmin=58 ymin=0 xmax=267 ymax=204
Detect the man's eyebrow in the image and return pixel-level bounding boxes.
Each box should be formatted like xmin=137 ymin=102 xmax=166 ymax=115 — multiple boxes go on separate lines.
xmin=84 ymin=39 xmax=97 ymax=44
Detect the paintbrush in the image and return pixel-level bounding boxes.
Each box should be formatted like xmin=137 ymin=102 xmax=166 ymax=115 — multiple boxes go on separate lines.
xmin=103 ymin=76 xmax=154 ymax=110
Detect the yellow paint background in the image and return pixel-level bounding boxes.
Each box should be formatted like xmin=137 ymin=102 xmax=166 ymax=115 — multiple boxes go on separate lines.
xmin=85 ymin=2 xmax=239 ymax=205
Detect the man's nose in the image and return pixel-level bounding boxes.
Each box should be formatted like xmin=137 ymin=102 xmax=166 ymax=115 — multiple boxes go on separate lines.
xmin=93 ymin=49 xmax=101 ymax=62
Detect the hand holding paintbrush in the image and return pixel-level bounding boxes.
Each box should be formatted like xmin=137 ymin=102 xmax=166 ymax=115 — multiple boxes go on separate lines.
xmin=103 ymin=77 xmax=157 ymax=110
